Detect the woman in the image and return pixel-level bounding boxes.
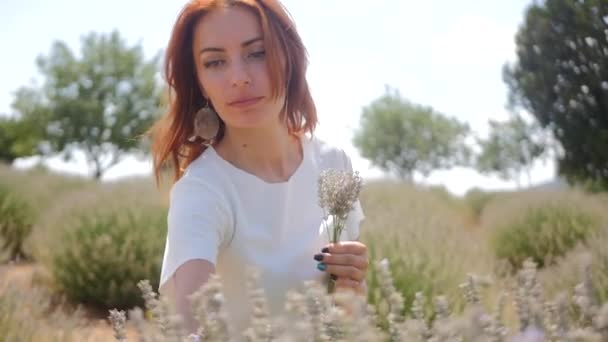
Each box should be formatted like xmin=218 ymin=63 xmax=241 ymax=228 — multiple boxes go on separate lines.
xmin=149 ymin=0 xmax=368 ymax=334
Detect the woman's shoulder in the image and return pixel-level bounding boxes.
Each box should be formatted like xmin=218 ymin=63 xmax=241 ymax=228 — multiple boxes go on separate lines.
xmin=183 ymin=148 xmax=219 ymax=177
xmin=305 ymin=134 xmax=353 ymax=170
xmin=170 ymin=149 xmax=226 ymax=197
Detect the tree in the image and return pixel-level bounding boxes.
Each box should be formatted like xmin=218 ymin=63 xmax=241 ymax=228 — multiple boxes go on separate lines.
xmin=504 ymin=0 xmax=608 ymax=189
xmin=353 ymin=86 xmax=471 ymax=181
xmin=0 ymin=115 xmax=39 ymax=163
xmin=12 ymin=30 xmax=163 ymax=179
xmin=0 ymin=87 xmax=54 ymax=164
xmin=476 ymin=114 xmax=548 ymax=188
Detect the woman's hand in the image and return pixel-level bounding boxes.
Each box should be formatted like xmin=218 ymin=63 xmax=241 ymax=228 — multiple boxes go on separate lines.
xmin=314 ymin=241 xmax=368 ymax=294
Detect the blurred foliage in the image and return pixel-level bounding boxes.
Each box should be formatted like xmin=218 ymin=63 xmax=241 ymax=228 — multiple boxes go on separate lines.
xmin=360 ymin=180 xmax=486 ymax=318
xmin=0 ymin=184 xmax=34 ymax=262
xmin=353 ymin=86 xmax=471 ymax=181
xmin=540 ymin=232 xmax=608 ymax=312
xmin=464 ymin=188 xmax=499 ymax=223
xmin=0 ymin=114 xmax=45 ymax=163
xmin=0 ymin=164 xmax=92 ymax=261
xmin=490 ymin=196 xmax=601 ymax=269
xmin=11 ymin=30 xmax=164 ymax=179
xmin=0 ymin=164 xmax=91 ymax=208
xmin=51 ymin=208 xmax=166 ymax=311
xmin=476 ymin=114 xmax=548 ymax=187
xmin=0 ymin=280 xmax=88 ymax=342
xmin=504 ymin=0 xmax=608 ymax=190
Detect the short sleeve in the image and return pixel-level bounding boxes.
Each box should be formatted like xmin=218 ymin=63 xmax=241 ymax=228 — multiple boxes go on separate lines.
xmin=158 ymin=176 xmax=232 ymax=295
xmin=340 ymin=150 xmax=366 ymax=240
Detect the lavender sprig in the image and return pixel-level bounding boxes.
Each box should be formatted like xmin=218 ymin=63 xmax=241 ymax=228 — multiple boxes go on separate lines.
xmin=317 ymin=168 xmax=363 ymax=294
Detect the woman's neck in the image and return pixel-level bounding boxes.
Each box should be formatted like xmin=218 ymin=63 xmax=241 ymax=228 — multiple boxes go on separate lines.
xmin=214 ymin=124 xmax=303 ymax=183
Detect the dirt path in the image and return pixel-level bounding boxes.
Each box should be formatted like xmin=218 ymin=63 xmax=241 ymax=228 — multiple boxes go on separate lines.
xmin=0 ymin=261 xmax=37 ymax=287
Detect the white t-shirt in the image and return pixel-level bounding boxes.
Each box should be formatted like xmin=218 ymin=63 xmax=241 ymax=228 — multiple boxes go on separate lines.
xmin=159 ymin=134 xmax=365 ymax=333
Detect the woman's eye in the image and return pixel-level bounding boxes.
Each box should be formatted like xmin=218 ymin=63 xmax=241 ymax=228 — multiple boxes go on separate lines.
xmin=203 ymin=60 xmax=224 ymax=69
xmin=249 ymin=50 xmax=266 ymax=59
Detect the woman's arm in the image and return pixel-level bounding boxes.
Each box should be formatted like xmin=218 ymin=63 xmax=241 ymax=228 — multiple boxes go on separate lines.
xmin=161 ymin=177 xmax=231 ymax=333
xmin=172 ymin=259 xmax=216 ymax=334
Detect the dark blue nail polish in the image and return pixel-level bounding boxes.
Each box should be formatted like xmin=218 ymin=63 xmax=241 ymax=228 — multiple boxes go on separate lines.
xmin=313 ymin=253 xmax=324 ymax=262
xmin=317 ymin=262 xmax=327 ymax=271
xmin=322 ymin=247 xmax=329 ymax=253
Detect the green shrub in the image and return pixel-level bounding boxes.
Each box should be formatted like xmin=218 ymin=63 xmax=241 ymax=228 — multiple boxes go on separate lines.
xmin=51 ymin=207 xmax=166 ymax=311
xmin=0 ymin=184 xmax=34 ymax=261
xmin=492 ymin=204 xmax=599 ymax=269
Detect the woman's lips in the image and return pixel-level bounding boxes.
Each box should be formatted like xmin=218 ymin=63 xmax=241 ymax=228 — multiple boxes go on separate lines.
xmin=228 ymin=96 xmax=264 ymax=108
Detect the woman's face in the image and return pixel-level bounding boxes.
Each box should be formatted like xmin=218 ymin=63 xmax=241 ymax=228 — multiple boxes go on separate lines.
xmin=192 ymin=6 xmax=285 ymax=131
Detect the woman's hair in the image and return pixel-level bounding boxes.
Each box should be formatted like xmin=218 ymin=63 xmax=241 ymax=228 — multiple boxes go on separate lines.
xmin=148 ymin=0 xmax=317 ymax=185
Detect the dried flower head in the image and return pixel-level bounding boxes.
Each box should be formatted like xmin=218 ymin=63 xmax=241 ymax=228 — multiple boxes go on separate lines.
xmin=317 ymin=169 xmax=363 ymax=219
xmin=188 ymin=274 xmax=230 ymax=341
xmin=243 ymin=267 xmax=274 ymax=341
xmin=137 ymin=279 xmax=184 ymax=339
xmin=108 ymin=309 xmax=128 ymax=342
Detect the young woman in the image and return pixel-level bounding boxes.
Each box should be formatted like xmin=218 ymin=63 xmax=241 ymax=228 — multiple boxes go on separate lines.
xmin=149 ymin=0 xmax=368 ymax=334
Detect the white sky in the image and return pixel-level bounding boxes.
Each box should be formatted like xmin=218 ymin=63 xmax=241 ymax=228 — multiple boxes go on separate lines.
xmin=0 ymin=0 xmax=555 ymax=195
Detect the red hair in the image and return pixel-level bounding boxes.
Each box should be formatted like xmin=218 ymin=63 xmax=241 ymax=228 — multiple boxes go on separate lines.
xmin=148 ymin=0 xmax=317 ymax=185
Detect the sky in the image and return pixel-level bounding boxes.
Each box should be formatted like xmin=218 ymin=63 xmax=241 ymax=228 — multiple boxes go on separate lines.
xmin=0 ymin=0 xmax=555 ymax=195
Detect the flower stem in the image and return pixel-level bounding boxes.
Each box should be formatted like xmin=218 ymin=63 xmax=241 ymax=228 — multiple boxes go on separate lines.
xmin=327 ymin=274 xmax=337 ymax=294
xmin=327 ymin=218 xmax=344 ymax=294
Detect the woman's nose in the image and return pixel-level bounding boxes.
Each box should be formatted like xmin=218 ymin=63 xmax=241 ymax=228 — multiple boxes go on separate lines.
xmin=230 ymin=60 xmax=252 ymax=87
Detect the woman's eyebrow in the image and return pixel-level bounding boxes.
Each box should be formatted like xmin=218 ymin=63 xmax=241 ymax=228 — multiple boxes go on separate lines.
xmin=199 ymin=37 xmax=263 ymax=55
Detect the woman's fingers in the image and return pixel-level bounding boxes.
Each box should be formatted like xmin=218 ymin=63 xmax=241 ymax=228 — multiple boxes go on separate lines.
xmin=314 ymin=241 xmax=370 ymax=288
xmin=315 ymin=252 xmax=368 ymax=271
xmin=320 ymin=263 xmax=365 ymax=282
xmin=323 ymin=241 xmax=367 ymax=257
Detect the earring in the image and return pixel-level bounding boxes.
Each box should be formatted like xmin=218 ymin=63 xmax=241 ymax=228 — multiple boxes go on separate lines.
xmin=193 ymin=101 xmax=220 ymax=143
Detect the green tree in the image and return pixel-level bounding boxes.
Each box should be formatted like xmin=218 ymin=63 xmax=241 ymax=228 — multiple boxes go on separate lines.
xmin=504 ymin=0 xmax=608 ymax=189
xmin=353 ymin=86 xmax=471 ymax=181
xmin=12 ymin=30 xmax=163 ymax=179
xmin=0 ymin=116 xmax=38 ymax=163
xmin=0 ymin=101 xmax=46 ymax=164
xmin=476 ymin=114 xmax=548 ymax=188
